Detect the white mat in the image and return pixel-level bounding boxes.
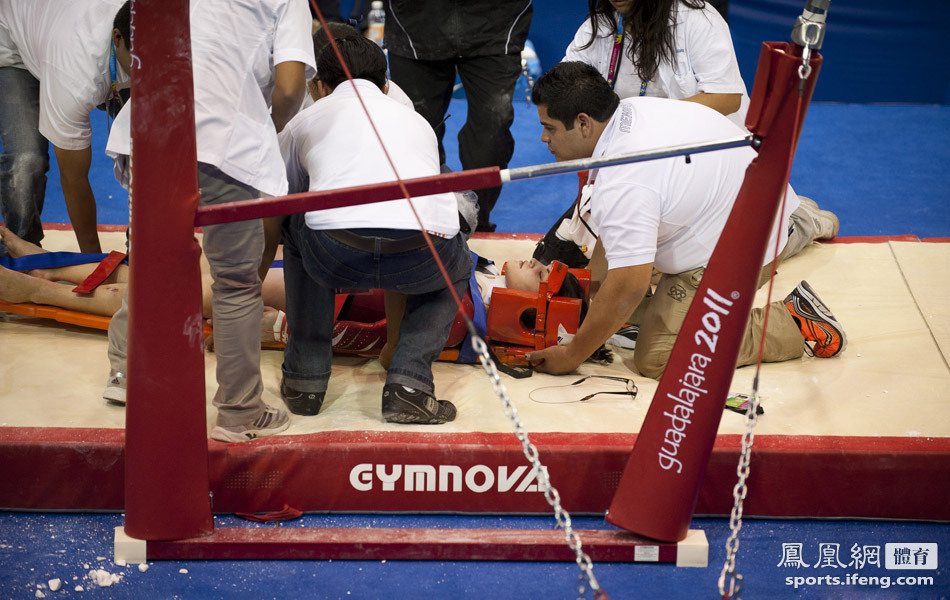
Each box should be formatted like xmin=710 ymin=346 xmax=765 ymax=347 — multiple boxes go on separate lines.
xmin=2 ymin=232 xmax=948 ymax=439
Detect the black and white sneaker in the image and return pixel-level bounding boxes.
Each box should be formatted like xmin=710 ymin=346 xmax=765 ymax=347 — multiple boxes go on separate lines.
xmin=210 ymin=406 xmax=290 ymax=443
xmin=382 ymin=384 xmax=456 ymax=424
xmin=610 ymin=324 xmax=639 ymax=349
xmin=280 ymin=378 xmax=325 ymax=416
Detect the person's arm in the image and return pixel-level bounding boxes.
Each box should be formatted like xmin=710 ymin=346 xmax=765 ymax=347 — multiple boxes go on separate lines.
xmin=527 ymin=262 xmax=653 ymax=374
xmin=52 ymin=145 xmax=101 ymax=253
xmin=681 ymin=92 xmax=741 ymax=116
xmin=588 ymin=238 xmax=608 ymax=298
xmin=680 ymin=6 xmax=745 ymax=118
xmin=271 ymin=61 xmax=306 ymax=133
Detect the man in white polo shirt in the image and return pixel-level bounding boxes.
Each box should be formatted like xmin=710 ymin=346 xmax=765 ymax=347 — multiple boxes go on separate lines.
xmin=0 ymin=0 xmax=128 ymax=255
xmin=102 ymin=0 xmax=316 ymax=443
xmin=278 ymin=36 xmax=470 ymax=424
xmin=526 ymin=61 xmax=846 ymax=379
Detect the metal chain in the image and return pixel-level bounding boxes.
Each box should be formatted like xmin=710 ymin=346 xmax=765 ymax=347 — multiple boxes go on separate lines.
xmin=717 ymin=379 xmax=762 ymax=600
xmin=471 ymin=336 xmax=606 ymax=600
xmin=720 ymin=31 xmax=816 ymax=597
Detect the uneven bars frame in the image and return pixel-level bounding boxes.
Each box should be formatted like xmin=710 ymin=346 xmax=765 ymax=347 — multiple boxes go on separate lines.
xmin=195 ymin=135 xmax=753 ymax=227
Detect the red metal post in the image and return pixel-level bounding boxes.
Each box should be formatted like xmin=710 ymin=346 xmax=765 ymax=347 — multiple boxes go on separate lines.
xmin=606 ymin=43 xmax=823 ymax=541
xmin=124 ymin=0 xmax=213 ymax=540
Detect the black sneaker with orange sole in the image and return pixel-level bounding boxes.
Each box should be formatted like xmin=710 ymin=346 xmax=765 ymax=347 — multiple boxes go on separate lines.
xmin=783 ymin=280 xmax=847 ymax=358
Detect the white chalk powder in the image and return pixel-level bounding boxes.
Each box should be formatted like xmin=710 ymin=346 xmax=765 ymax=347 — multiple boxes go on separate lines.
xmin=88 ymin=569 xmax=122 ymax=587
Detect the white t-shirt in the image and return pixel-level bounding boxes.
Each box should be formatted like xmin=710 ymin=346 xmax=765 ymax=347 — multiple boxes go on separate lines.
xmin=590 ymin=97 xmax=798 ymax=274
xmin=564 ymin=3 xmax=749 ymax=128
xmin=105 ymin=0 xmax=316 ymax=197
xmin=300 ymin=78 xmax=414 ymax=111
xmin=279 ymin=79 xmax=460 ymax=236
xmin=0 ymin=0 xmax=127 ymax=150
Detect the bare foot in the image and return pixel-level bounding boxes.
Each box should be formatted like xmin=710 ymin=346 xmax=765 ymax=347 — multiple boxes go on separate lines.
xmin=0 ymin=226 xmax=46 ymax=258
xmin=0 ymin=265 xmax=37 ymax=304
xmin=260 ymin=307 xmax=286 ymax=344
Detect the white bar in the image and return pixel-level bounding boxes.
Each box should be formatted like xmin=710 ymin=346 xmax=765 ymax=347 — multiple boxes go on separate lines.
xmin=505 ymin=134 xmax=753 ymax=181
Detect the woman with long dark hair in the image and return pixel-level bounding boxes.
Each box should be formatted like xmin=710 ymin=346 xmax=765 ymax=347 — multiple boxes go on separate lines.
xmin=565 ymin=0 xmax=748 ymax=126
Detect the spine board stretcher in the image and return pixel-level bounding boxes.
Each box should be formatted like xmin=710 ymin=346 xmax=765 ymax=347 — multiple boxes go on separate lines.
xmin=0 ymin=259 xmax=590 ymax=363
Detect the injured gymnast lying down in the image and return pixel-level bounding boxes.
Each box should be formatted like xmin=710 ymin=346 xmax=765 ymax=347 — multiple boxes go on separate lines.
xmin=0 ymin=225 xmax=611 ymax=370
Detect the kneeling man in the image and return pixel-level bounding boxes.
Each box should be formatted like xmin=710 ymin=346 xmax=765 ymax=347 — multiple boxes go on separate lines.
xmin=279 ymin=36 xmax=470 ymax=422
xmin=527 ymin=62 xmax=845 ymax=379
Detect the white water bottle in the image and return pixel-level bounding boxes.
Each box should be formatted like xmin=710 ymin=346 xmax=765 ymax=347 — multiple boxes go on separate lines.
xmin=367 ymin=1 xmax=385 ymax=47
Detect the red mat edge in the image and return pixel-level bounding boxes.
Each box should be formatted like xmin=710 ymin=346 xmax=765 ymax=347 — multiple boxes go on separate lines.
xmin=3 ymin=427 xmax=948 ymax=451
xmin=3 ymin=427 xmax=948 ymax=522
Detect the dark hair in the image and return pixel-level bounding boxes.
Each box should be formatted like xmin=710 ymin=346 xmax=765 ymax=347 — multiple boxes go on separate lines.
xmin=582 ymin=0 xmax=706 ymax=84
xmin=531 ymin=62 xmax=619 ymax=130
xmin=114 ymin=1 xmax=132 ymax=49
xmin=519 ymin=272 xmax=612 ymax=363
xmin=312 ymin=21 xmax=361 ymax=62
xmin=316 ymin=35 xmax=388 ymax=91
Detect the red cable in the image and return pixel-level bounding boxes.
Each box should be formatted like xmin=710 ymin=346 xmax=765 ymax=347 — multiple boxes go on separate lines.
xmin=753 ymin=90 xmax=806 ymax=373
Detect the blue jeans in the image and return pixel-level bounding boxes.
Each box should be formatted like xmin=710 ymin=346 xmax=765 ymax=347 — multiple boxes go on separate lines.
xmin=0 ymin=67 xmax=49 ymax=256
xmin=281 ymin=214 xmax=472 ymax=396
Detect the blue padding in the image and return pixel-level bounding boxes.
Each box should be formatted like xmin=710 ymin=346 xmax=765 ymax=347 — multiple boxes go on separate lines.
xmin=456 ymin=251 xmax=488 ymax=364
xmin=731 ymin=1 xmax=950 ymax=104
xmin=0 ymin=252 xmax=113 ymax=272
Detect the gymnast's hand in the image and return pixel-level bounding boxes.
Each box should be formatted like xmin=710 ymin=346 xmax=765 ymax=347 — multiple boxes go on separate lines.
xmin=527 ymin=344 xmax=584 ymax=375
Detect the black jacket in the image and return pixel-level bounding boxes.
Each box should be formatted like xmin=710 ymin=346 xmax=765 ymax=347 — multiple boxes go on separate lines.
xmin=383 ymin=0 xmax=533 ymax=60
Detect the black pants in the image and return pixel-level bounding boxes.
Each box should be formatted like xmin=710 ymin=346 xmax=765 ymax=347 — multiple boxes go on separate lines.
xmin=388 ymin=52 xmax=522 ymax=231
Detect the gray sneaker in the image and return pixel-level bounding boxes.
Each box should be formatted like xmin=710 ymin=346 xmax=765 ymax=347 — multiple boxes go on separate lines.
xmin=103 ymin=370 xmax=127 ymax=406
xmin=210 ymin=406 xmax=290 ymax=443
xmin=797 ymin=196 xmax=839 ymax=240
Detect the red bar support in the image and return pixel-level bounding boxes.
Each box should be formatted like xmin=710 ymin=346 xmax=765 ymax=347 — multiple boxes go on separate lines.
xmin=144 ymin=527 xmax=700 ymax=564
xmin=606 ymin=42 xmax=823 ymax=542
xmin=124 ymin=0 xmax=213 ymax=540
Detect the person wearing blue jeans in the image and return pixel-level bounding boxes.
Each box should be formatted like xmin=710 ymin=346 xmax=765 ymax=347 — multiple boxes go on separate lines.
xmin=277 ymin=35 xmax=469 ymax=423
xmin=280 ymin=222 xmax=471 ymax=423
xmin=1 ymin=0 xmax=131 ymax=255
xmin=0 ymin=67 xmax=48 ymax=257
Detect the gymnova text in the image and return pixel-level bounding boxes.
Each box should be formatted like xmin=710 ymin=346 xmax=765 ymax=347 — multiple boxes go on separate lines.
xmin=349 ymin=463 xmax=544 ymax=493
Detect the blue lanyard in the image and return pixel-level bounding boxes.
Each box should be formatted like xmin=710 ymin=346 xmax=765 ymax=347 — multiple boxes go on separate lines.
xmin=106 ymin=42 xmax=120 ymax=130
